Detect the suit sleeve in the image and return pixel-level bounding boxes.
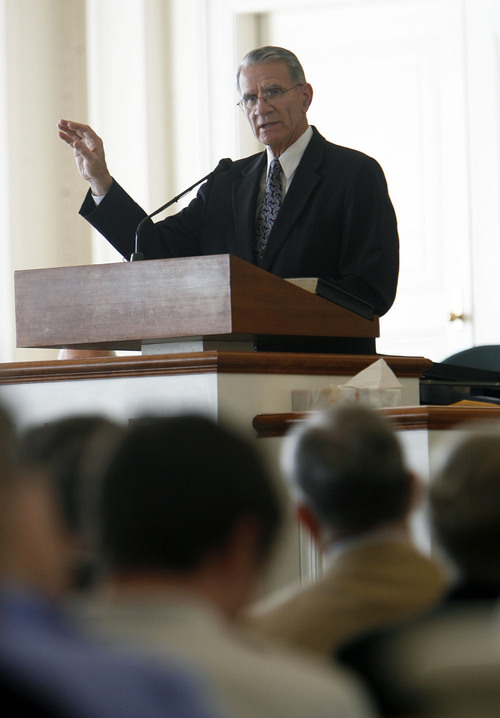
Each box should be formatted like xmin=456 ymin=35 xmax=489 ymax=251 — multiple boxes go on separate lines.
xmin=333 ymin=156 xmax=399 ymax=316
xmin=79 ymin=179 xmax=206 ymax=260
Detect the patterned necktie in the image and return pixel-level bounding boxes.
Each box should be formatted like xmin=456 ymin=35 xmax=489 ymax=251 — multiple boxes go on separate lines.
xmin=255 ymin=158 xmax=283 ymax=264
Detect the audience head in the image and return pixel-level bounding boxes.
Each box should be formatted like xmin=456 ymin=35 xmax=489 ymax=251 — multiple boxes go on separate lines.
xmin=281 ymin=404 xmax=413 ymax=544
xmin=5 ymin=417 xmax=122 ymax=596
xmin=0 ymin=402 xmax=16 ymax=484
xmin=16 ymin=414 xmax=124 ymax=592
xmin=18 ymin=415 xmax=122 ymax=537
xmin=430 ymin=426 xmax=500 ymax=582
xmin=0 ymin=403 xmax=70 ymax=597
xmin=91 ymin=414 xmax=282 ymax=613
xmin=0 ymin=403 xmax=18 ymax=546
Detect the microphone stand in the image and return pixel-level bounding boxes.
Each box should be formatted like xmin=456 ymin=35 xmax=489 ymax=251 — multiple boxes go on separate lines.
xmin=130 ymin=158 xmax=232 ymax=261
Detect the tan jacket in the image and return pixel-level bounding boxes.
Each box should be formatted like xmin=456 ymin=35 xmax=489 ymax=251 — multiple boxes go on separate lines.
xmin=248 ymin=536 xmax=448 ymax=659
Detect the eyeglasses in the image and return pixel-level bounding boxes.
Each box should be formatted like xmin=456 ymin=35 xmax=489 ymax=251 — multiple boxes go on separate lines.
xmin=237 ymin=84 xmax=303 ymax=112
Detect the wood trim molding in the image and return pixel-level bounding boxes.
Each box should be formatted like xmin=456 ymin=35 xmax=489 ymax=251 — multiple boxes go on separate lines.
xmin=253 ymin=404 xmax=500 ymax=438
xmin=381 ymin=405 xmax=500 ymax=430
xmin=0 ymin=352 xmax=432 ymax=386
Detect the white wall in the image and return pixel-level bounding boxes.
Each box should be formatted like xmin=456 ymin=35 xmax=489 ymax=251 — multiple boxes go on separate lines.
xmin=0 ymin=0 xmax=11 ymax=363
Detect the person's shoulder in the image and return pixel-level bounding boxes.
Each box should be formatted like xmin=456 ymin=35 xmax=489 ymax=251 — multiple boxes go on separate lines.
xmin=208 ymin=152 xmax=264 ymax=186
xmin=247 ymin=576 xmax=327 ymax=632
xmin=310 ymin=127 xmax=384 ymax=170
xmin=213 ymin=607 xmax=370 ymax=711
xmin=231 ymin=152 xmax=265 ymax=173
xmin=253 ymin=639 xmax=375 ymax=717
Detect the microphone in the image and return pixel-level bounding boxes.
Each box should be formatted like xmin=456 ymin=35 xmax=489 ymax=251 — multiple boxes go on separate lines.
xmin=130 ymin=157 xmax=233 ymax=261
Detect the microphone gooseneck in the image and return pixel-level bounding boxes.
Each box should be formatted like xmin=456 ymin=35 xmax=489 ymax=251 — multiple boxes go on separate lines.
xmin=130 ymin=158 xmax=233 ymax=261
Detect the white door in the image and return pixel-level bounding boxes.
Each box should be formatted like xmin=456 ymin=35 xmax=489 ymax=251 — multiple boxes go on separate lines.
xmin=230 ymin=0 xmax=475 ymax=362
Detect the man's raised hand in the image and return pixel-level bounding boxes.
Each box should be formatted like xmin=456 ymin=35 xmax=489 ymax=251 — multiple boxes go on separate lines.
xmin=57 ymin=119 xmax=113 ymax=196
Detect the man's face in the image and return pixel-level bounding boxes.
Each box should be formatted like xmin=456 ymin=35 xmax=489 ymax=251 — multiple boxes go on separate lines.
xmin=238 ymin=61 xmax=313 ymax=157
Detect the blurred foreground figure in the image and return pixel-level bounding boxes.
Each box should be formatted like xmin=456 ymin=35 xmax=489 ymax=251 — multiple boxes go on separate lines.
xmin=0 ymin=406 xmax=223 ymax=718
xmin=429 ymin=428 xmax=500 ymax=603
xmin=339 ymin=425 xmax=500 ymax=717
xmin=16 ymin=415 xmax=124 ymax=593
xmin=76 ymin=414 xmax=375 ymax=718
xmin=247 ymin=404 xmax=447 ymax=657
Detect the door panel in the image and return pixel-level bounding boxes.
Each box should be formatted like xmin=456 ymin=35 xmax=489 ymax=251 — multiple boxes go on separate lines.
xmin=258 ymin=0 xmax=474 ymax=360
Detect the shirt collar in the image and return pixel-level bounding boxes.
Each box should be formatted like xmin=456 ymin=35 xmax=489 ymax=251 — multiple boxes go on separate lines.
xmin=325 ymin=526 xmax=410 ymax=567
xmin=265 ymin=125 xmax=313 ymax=182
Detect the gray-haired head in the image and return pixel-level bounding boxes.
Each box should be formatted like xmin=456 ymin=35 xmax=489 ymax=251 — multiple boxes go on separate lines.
xmin=281 ymin=404 xmax=411 ymax=538
xmin=236 ymin=46 xmax=306 ymax=94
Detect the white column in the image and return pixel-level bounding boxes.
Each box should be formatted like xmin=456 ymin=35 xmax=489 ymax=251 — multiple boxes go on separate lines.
xmin=86 ymin=0 xmax=184 ymax=263
xmin=0 ymin=0 xmax=11 ymax=362
xmin=3 ymin=0 xmax=90 ymax=362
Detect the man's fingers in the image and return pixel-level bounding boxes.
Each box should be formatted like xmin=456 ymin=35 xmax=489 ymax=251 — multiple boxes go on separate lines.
xmin=57 ymin=119 xmax=101 ymax=147
xmin=73 ymin=138 xmax=95 ymax=157
xmin=57 ymin=129 xmax=74 ymax=145
xmin=58 ymin=119 xmax=90 ymax=133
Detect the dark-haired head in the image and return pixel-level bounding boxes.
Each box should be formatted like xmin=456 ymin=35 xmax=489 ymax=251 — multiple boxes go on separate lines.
xmin=430 ymin=427 xmax=500 ymax=582
xmin=96 ymin=415 xmax=282 ymax=575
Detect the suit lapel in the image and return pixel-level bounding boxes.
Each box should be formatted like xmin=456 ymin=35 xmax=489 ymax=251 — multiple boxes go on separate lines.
xmin=231 ymin=152 xmax=266 ymax=263
xmin=260 ymin=128 xmax=325 ymax=271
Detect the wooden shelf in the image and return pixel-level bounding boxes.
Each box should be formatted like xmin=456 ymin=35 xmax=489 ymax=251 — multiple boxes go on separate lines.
xmin=252 ymin=404 xmax=500 ymax=438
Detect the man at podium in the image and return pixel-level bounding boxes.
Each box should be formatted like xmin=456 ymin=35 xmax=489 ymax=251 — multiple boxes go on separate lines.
xmin=58 ymin=46 xmax=399 ymax=319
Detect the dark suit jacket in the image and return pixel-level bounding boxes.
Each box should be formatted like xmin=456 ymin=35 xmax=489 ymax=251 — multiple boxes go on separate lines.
xmin=80 ymin=127 xmax=399 ymax=316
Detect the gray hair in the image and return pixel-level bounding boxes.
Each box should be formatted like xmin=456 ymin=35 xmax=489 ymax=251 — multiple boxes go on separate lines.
xmin=281 ymin=404 xmax=411 ymax=537
xmin=236 ymin=46 xmax=306 ymax=93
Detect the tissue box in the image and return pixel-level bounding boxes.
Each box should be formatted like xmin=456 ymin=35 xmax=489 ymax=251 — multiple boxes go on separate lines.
xmin=291 ymin=386 xmax=342 ymax=411
xmin=291 ymin=359 xmax=402 ymax=411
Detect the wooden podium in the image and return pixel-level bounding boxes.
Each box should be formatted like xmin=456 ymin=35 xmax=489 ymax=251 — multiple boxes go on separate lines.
xmin=14 ymin=254 xmax=379 ymax=353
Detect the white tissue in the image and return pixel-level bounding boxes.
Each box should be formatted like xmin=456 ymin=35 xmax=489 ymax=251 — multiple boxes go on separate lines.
xmin=292 ymin=359 xmax=402 ymax=411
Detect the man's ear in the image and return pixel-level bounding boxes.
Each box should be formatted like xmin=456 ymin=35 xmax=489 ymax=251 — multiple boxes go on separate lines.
xmin=295 ymin=502 xmax=321 ymax=543
xmin=300 ymin=83 xmax=313 ymax=112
